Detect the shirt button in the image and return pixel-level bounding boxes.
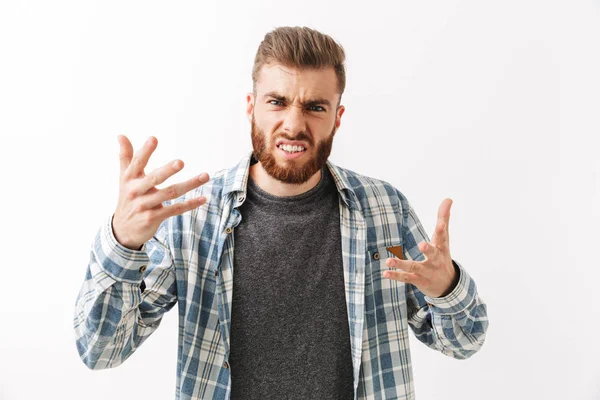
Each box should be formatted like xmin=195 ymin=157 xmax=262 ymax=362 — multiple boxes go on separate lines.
xmin=139 ymin=265 xmax=147 ymax=273
xmin=225 ymin=227 xmax=233 ymax=234
xmin=373 ymin=252 xmax=380 ymax=260
xmin=223 ymin=361 xmax=229 ymax=369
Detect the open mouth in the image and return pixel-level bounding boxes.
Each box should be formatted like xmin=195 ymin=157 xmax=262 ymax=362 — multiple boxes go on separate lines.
xmin=277 ymin=144 xmax=307 ymax=159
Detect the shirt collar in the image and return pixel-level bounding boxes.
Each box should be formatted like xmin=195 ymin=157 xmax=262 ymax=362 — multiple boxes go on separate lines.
xmin=222 ymin=150 xmax=362 ymax=211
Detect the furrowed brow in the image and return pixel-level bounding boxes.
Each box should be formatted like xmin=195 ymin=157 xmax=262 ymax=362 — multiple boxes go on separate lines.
xmin=263 ymin=91 xmax=331 ymax=108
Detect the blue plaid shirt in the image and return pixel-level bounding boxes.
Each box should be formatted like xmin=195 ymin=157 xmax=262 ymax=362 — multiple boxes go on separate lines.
xmin=74 ymin=150 xmax=488 ymax=399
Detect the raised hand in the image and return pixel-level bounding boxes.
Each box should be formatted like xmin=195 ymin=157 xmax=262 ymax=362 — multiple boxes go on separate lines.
xmin=383 ymin=198 xmax=458 ymax=298
xmin=112 ymin=135 xmax=210 ymax=250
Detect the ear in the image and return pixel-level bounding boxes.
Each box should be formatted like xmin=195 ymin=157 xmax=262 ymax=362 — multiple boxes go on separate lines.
xmin=246 ymin=92 xmax=255 ymax=123
xmin=335 ymin=104 xmax=345 ymax=129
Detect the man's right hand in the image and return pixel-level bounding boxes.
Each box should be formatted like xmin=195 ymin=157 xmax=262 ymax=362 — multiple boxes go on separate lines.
xmin=112 ymin=135 xmax=210 ymax=250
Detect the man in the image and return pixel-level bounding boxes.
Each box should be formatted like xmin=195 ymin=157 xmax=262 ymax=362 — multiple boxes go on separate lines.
xmin=73 ymin=26 xmax=488 ymax=399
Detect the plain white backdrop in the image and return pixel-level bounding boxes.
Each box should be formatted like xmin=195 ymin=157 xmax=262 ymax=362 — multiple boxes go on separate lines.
xmin=0 ymin=0 xmax=598 ymax=399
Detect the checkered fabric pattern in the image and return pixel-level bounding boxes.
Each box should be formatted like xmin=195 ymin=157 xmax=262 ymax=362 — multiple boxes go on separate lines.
xmin=73 ymin=150 xmax=488 ymax=399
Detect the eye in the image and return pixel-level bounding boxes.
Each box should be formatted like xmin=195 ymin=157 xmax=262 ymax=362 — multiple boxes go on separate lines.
xmin=308 ymin=105 xmax=325 ymax=112
xmin=269 ymin=100 xmax=284 ymax=106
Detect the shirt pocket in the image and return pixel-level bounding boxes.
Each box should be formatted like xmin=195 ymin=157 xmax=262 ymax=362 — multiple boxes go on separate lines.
xmin=364 ymin=245 xmax=406 ymax=319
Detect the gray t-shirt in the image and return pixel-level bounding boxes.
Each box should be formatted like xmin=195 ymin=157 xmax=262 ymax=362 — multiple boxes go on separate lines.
xmin=229 ymin=159 xmax=354 ymax=399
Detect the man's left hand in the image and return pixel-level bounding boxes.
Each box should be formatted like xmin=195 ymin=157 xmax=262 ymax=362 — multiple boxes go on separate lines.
xmin=383 ymin=198 xmax=458 ymax=298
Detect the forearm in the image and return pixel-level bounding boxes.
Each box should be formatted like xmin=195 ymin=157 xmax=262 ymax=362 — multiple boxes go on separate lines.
xmin=73 ymin=216 xmax=176 ymax=369
xmin=407 ymin=260 xmax=489 ymax=359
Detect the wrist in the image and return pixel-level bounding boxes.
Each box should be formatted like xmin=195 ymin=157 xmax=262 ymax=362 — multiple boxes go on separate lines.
xmin=111 ymin=214 xmax=144 ymax=250
xmin=439 ymin=260 xmax=461 ymax=297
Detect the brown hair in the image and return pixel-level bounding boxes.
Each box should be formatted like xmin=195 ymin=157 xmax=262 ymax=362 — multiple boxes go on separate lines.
xmin=251 ymin=26 xmax=346 ymax=98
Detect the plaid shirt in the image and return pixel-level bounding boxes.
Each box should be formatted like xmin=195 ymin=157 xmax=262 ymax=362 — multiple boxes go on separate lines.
xmin=73 ymin=150 xmax=488 ymax=400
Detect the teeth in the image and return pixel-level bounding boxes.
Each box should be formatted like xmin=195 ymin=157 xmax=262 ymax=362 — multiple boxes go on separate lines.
xmin=278 ymin=144 xmax=306 ymax=153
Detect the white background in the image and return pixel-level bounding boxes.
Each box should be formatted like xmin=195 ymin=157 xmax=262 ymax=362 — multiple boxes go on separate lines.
xmin=1 ymin=0 xmax=599 ymax=399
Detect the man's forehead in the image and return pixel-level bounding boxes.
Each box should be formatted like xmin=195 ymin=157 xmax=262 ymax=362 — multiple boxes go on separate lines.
xmin=256 ymin=63 xmax=338 ymax=99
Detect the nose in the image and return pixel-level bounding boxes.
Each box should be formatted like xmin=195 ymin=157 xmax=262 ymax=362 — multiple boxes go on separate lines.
xmin=282 ymin=105 xmax=307 ymax=135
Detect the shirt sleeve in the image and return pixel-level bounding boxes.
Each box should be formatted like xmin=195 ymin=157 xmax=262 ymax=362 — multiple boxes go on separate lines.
xmin=399 ymin=192 xmax=489 ymax=359
xmin=72 ymin=214 xmax=177 ymax=369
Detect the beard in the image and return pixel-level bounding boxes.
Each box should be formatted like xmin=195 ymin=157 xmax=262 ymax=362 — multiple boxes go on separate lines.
xmin=250 ymin=114 xmax=336 ymax=185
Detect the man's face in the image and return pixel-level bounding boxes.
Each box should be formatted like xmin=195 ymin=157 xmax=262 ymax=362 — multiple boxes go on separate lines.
xmin=247 ymin=63 xmax=345 ymax=185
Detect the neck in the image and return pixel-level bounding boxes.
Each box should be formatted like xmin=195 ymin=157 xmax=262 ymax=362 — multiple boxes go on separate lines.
xmin=249 ymin=162 xmax=322 ymax=197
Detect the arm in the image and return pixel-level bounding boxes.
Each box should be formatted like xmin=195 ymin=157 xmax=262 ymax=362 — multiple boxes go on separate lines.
xmin=72 ymin=215 xmax=176 ymax=369
xmin=401 ymin=195 xmax=489 ymax=359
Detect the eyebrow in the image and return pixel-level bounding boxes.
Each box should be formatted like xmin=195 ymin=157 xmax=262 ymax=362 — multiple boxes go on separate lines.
xmin=262 ymin=91 xmax=331 ymax=108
